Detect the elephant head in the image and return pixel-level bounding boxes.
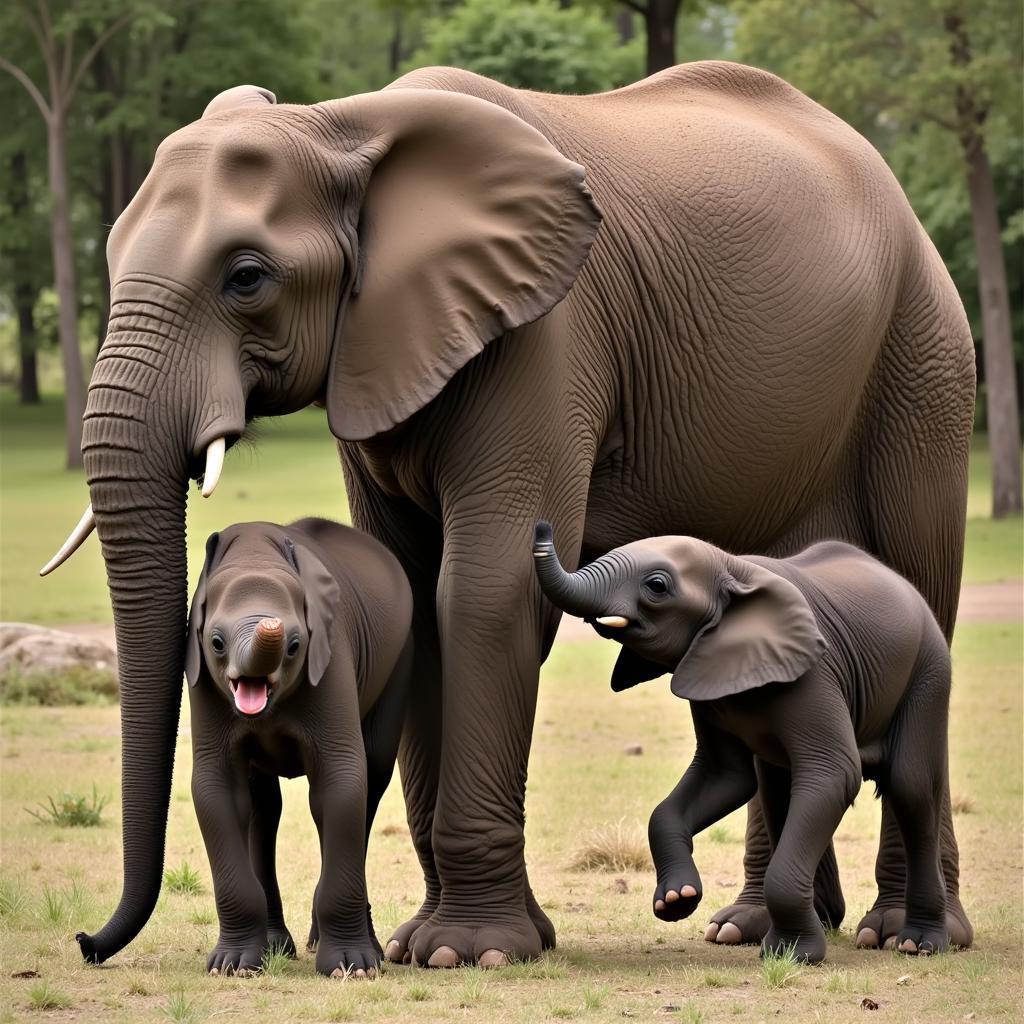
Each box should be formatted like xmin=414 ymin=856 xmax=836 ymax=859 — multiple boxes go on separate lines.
xmin=41 ymin=83 xmax=601 ymax=964
xmin=185 ymin=524 xmax=341 ymax=716
xmin=532 ymin=522 xmax=826 ymax=698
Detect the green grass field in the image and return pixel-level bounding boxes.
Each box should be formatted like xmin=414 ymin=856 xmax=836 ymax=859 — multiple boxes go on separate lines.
xmin=1 ymin=394 xmax=1022 ymax=1021
xmin=1 ymin=396 xmax=1020 ymax=624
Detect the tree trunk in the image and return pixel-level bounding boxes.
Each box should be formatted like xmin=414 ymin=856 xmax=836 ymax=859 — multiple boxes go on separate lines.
xmin=964 ymin=138 xmax=1023 ymax=517
xmin=10 ymin=150 xmax=41 ymax=404
xmin=644 ymin=0 xmax=681 ymax=76
xmin=388 ymin=8 xmax=403 ymax=76
xmin=47 ymin=108 xmax=87 ymax=469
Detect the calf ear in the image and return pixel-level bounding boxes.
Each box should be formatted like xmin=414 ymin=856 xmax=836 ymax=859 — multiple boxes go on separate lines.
xmin=670 ymin=563 xmax=826 ymax=702
xmin=293 ymin=543 xmax=342 ymax=686
xmin=611 ymin=648 xmax=669 ymax=692
xmin=185 ymin=532 xmax=220 ymax=688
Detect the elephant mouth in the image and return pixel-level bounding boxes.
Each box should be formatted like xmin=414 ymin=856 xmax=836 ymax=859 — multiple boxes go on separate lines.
xmin=230 ymin=677 xmax=272 ymax=716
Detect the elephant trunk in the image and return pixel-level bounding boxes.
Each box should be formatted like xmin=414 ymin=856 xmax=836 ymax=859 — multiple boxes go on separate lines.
xmin=237 ymin=617 xmax=285 ymax=677
xmin=73 ymin=339 xmax=195 ymax=964
xmin=532 ymin=521 xmax=607 ymax=618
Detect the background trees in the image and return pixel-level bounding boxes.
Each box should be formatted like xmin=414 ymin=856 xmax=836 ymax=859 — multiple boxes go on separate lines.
xmin=1 ymin=0 xmax=1020 ymax=512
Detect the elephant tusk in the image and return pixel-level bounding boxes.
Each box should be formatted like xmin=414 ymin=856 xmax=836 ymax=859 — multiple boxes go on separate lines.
xmin=200 ymin=437 xmax=226 ymax=498
xmin=595 ymin=615 xmax=630 ymax=628
xmin=39 ymin=505 xmax=96 ymax=577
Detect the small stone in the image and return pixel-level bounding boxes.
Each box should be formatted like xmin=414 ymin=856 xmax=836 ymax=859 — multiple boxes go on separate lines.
xmin=659 ymin=1005 xmax=681 ymax=1013
xmin=963 ymin=1014 xmax=976 ymax=1021
xmin=861 ymin=997 xmax=880 ymax=1011
xmin=613 ymin=877 xmax=629 ymax=893
xmin=716 ymin=878 xmax=738 ymax=888
xmin=623 ymin=743 xmax=644 ymax=756
xmin=896 ymin=974 xmax=911 ymax=985
xmin=11 ymin=970 xmax=40 ymax=979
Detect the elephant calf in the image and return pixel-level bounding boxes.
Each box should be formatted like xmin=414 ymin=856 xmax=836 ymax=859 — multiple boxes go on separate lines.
xmin=534 ymin=523 xmax=957 ymax=964
xmin=185 ymin=518 xmax=412 ymax=977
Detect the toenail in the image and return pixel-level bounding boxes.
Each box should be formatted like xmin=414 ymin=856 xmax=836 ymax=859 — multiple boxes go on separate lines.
xmin=385 ymin=940 xmax=401 ymax=961
xmin=883 ymin=936 xmax=898 ymax=950
xmin=681 ymin=885 xmax=697 ymax=897
xmin=427 ymin=945 xmax=460 ymax=968
xmin=704 ymin=923 xmax=720 ymax=942
xmin=856 ymin=928 xmax=880 ymax=948
xmin=478 ymin=949 xmax=509 ymax=968
xmin=655 ymin=900 xmax=666 ymax=911
xmin=666 ymin=890 xmax=679 ymax=902
xmin=717 ymin=922 xmax=742 ymax=944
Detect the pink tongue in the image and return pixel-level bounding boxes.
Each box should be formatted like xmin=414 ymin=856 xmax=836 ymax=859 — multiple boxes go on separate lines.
xmin=234 ymin=679 xmax=268 ymax=715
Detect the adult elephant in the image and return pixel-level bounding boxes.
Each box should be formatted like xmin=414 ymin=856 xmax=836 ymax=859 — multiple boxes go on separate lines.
xmin=47 ymin=63 xmax=975 ymax=968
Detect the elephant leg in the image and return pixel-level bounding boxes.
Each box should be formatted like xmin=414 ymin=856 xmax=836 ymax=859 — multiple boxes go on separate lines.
xmin=247 ymin=770 xmax=296 ymax=957
xmin=852 ymin=289 xmax=974 ymax=949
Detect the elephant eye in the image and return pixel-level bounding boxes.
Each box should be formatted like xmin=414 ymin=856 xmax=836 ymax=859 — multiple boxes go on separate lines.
xmin=210 ymin=633 xmax=226 ymax=655
xmin=287 ymin=637 xmax=301 ymax=657
xmin=226 ymin=262 xmax=265 ymax=293
xmin=644 ymin=575 xmax=669 ymax=597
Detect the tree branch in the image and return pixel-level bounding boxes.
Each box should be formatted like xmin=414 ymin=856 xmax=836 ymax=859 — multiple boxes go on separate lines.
xmin=619 ymin=0 xmax=647 ymax=16
xmin=0 ymin=55 xmax=52 ymax=123
xmin=15 ymin=0 xmax=49 ymax=60
xmin=65 ymin=11 xmax=135 ymax=109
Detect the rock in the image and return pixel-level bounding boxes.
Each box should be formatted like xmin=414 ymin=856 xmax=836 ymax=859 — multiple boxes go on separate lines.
xmin=0 ymin=623 xmax=117 ymax=677
xmin=623 ymin=743 xmax=644 ymax=756
xmin=861 ymin=997 xmax=880 ymax=1011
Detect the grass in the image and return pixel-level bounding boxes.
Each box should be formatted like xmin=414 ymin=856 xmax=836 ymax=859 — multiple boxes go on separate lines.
xmin=570 ymin=819 xmax=651 ymax=872
xmin=1 ymin=398 xmax=1018 ymax=627
xmin=760 ymin=944 xmax=803 ymax=989
xmin=0 ymin=666 xmax=118 ymax=706
xmin=0 ymin=620 xmax=1019 ymax=1022
xmin=26 ymin=784 xmax=108 ymax=827
xmin=163 ymin=860 xmax=204 ymax=895
xmin=26 ymin=979 xmax=72 ymax=1010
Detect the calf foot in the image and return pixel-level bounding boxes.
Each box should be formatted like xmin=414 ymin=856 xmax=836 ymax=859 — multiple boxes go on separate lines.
xmin=761 ymin=923 xmax=827 ymax=965
xmin=897 ymin=921 xmax=949 ymax=957
xmin=705 ymin=901 xmax=771 ymax=945
xmin=316 ymin=937 xmax=381 ymax=978
xmin=207 ymin=935 xmax=267 ymax=976
xmin=409 ymin=908 xmax=542 ymax=968
xmin=653 ymin=871 xmax=702 ymax=923
xmin=266 ymin=926 xmax=297 ymax=958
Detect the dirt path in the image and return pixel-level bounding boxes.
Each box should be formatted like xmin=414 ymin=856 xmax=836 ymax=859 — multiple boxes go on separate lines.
xmin=52 ymin=580 xmax=1022 ymax=649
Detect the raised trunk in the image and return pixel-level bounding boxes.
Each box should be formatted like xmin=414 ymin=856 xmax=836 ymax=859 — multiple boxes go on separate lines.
xmin=532 ymin=522 xmax=605 ymax=617
xmin=75 ymin=340 xmax=190 ymax=963
xmin=238 ymin=618 xmax=285 ymax=677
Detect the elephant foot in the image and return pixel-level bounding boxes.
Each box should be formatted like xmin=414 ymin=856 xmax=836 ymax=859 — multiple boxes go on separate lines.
xmin=855 ymin=897 xmax=972 ymax=951
xmin=705 ymin=901 xmax=771 ymax=945
xmin=384 ymin=899 xmax=438 ymax=965
xmin=316 ymin=936 xmax=381 ymax=978
xmin=896 ymin=920 xmax=949 ymax=957
xmin=761 ymin=923 xmax=827 ymax=965
xmin=266 ymin=926 xmax=297 ymax=958
xmin=525 ymin=884 xmax=556 ymax=951
xmin=408 ymin=908 xmax=542 ymax=968
xmin=207 ymin=935 xmax=268 ymax=976
xmin=653 ymin=876 xmax=702 ymax=923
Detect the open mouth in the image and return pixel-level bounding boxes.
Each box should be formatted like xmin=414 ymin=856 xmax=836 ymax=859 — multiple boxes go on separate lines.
xmin=230 ymin=677 xmax=272 ymax=716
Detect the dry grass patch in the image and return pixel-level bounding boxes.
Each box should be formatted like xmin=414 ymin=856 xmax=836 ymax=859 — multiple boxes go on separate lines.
xmin=570 ymin=819 xmax=651 ymax=872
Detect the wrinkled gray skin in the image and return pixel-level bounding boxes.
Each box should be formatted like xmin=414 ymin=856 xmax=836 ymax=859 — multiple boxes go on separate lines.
xmin=65 ymin=62 xmax=975 ymax=967
xmin=533 ymin=524 xmax=963 ymax=963
xmin=186 ymin=518 xmax=413 ymax=977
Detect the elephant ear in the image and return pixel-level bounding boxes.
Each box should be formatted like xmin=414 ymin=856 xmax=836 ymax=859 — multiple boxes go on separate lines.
xmin=670 ymin=562 xmax=827 ymax=702
xmin=202 ymin=84 xmax=276 ymax=118
xmin=185 ymin=532 xmax=221 ymax=688
xmin=611 ymin=647 xmax=669 ymax=692
xmin=292 ymin=542 xmax=342 ymax=686
xmin=322 ymin=88 xmax=602 ymax=441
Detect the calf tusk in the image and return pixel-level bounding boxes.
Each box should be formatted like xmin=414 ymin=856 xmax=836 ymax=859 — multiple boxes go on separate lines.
xmin=595 ymin=615 xmax=630 ymax=628
xmin=39 ymin=505 xmax=96 ymax=577
xmin=200 ymin=437 xmax=226 ymax=498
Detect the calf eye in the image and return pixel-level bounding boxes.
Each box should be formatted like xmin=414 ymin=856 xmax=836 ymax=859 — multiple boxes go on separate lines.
xmin=226 ymin=261 xmax=265 ymax=293
xmin=210 ymin=633 xmax=226 ymax=655
xmin=287 ymin=637 xmax=301 ymax=657
xmin=644 ymin=575 xmax=669 ymax=596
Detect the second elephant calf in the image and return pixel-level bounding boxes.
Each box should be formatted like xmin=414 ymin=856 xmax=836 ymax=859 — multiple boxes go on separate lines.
xmin=534 ymin=523 xmax=962 ymax=964
xmin=185 ymin=517 xmax=413 ymax=977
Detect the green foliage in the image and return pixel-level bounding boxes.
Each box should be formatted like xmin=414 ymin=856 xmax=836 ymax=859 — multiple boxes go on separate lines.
xmin=163 ymin=861 xmax=203 ymax=896
xmin=760 ymin=944 xmax=802 ymax=989
xmin=0 ymin=666 xmax=118 ymax=706
xmin=407 ymin=0 xmax=642 ymax=92
xmin=26 ymin=785 xmax=108 ymax=827
xmin=160 ymin=990 xmax=202 ymax=1024
xmin=0 ymin=875 xmax=28 ymax=920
